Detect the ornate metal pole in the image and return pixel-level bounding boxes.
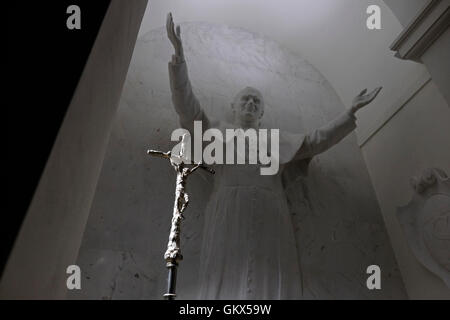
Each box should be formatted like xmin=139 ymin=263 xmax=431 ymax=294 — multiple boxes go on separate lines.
xmin=147 ymin=135 xmax=214 ymax=300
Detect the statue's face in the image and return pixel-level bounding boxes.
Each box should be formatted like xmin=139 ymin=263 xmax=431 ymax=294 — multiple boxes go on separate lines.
xmin=232 ymin=87 xmax=264 ymax=128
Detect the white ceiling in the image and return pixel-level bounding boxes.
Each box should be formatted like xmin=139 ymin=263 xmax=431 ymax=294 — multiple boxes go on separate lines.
xmin=137 ymin=0 xmax=427 ymax=141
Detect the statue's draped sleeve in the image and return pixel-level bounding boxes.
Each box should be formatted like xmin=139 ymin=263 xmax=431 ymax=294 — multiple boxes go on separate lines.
xmin=168 ymin=57 xmax=210 ymax=132
xmin=281 ymin=111 xmax=357 ymax=185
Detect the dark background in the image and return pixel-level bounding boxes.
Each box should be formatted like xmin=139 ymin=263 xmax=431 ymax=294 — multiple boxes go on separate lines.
xmin=4 ymin=0 xmax=111 ymax=276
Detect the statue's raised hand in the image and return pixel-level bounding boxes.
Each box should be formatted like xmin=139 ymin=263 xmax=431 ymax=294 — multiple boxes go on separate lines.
xmin=350 ymin=87 xmax=383 ymax=114
xmin=166 ymin=12 xmax=184 ymax=61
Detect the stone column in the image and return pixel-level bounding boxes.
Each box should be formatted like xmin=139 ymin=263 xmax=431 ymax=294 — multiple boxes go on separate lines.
xmin=0 ymin=0 xmax=148 ymax=299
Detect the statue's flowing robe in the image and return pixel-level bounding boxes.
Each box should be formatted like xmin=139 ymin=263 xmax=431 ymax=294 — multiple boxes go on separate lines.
xmin=168 ymin=56 xmax=357 ymax=299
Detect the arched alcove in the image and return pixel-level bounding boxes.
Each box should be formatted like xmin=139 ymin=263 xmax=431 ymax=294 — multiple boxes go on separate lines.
xmin=70 ymin=22 xmax=406 ymax=299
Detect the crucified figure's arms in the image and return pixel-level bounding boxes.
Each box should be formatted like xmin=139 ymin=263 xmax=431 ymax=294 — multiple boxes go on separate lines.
xmin=293 ymin=87 xmax=382 ymax=160
xmin=187 ymin=163 xmax=215 ymax=175
xmin=166 ymin=13 xmax=210 ymax=133
xmin=147 ymin=150 xmax=171 ymax=159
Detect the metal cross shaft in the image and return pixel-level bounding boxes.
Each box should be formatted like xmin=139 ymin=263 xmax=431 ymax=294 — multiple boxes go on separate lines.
xmin=147 ymin=142 xmax=214 ymax=300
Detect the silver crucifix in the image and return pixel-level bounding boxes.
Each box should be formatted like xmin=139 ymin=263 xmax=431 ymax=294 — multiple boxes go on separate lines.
xmin=147 ymin=134 xmax=214 ymax=299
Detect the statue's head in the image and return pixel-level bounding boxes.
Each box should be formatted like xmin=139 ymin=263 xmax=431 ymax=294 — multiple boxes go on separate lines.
xmin=231 ymin=86 xmax=264 ymax=128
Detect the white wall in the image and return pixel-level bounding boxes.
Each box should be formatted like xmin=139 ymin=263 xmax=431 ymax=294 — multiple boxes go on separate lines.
xmin=421 ymin=28 xmax=450 ymax=105
xmin=383 ymin=0 xmax=428 ymax=26
xmin=383 ymin=0 xmax=450 ymax=105
xmin=362 ymin=0 xmax=450 ymax=298
xmin=361 ymin=79 xmax=450 ymax=299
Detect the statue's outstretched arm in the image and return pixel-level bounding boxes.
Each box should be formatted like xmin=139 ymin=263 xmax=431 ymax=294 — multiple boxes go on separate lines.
xmin=293 ymin=87 xmax=382 ymax=160
xmin=290 ymin=110 xmax=356 ymax=161
xmin=166 ymin=13 xmax=209 ymax=133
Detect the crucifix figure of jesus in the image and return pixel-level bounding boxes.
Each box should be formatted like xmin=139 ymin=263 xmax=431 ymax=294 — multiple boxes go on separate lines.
xmin=147 ymin=134 xmax=214 ymax=299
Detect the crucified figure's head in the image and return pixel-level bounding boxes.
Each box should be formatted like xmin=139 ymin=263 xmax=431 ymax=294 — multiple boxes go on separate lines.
xmin=231 ymin=87 xmax=265 ymax=129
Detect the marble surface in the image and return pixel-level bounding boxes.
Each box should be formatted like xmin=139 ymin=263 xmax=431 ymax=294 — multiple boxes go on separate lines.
xmin=397 ymin=168 xmax=450 ymax=288
xmin=361 ymin=79 xmax=450 ymax=299
xmin=69 ymin=22 xmax=406 ymax=299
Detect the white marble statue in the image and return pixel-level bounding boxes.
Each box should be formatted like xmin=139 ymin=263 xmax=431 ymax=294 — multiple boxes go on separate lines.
xmin=166 ymin=13 xmax=382 ymax=299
